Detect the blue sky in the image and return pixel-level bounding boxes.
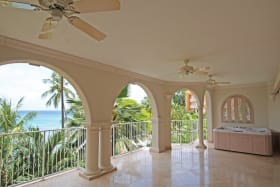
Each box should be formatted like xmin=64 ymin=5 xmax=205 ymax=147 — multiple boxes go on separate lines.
xmin=0 ymin=63 xmax=146 ymax=110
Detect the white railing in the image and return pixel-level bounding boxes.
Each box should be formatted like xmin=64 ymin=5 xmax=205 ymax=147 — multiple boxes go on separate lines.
xmin=112 ymin=121 xmax=152 ymax=157
xmin=0 ymin=119 xmax=202 ymax=186
xmin=170 ymin=119 xmax=199 ymax=144
xmin=0 ymin=127 xmax=86 ymax=187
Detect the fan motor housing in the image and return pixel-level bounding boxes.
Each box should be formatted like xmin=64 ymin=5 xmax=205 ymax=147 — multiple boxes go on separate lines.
xmin=39 ymin=0 xmax=72 ymax=9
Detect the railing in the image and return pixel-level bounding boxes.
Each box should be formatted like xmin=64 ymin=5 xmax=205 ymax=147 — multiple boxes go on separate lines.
xmin=112 ymin=121 xmax=152 ymax=156
xmin=0 ymin=127 xmax=86 ymax=187
xmin=0 ymin=119 xmax=202 ymax=186
xmin=170 ymin=119 xmax=199 ymax=144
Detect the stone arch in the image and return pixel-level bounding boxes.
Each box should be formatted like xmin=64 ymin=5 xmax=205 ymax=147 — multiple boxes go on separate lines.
xmin=0 ymin=60 xmax=91 ymax=125
xmin=111 ymin=81 xmax=159 ymax=122
xmin=132 ymin=82 xmax=159 ymax=119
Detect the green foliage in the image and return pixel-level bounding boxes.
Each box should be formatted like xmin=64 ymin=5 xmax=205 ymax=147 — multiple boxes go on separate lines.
xmin=41 ymin=73 xmax=75 ymax=108
xmin=141 ymin=96 xmax=152 ymax=117
xmin=117 ymin=85 xmax=129 ymax=98
xmin=0 ymin=128 xmax=85 ymax=186
xmin=0 ymin=97 xmax=37 ymax=133
xmin=113 ymin=98 xmax=150 ymax=123
xmin=0 ymin=97 xmax=37 ymax=186
xmin=0 ymin=96 xmax=85 ymax=186
xmin=66 ymin=98 xmax=85 ymax=127
xmin=41 ymin=72 xmax=75 ymax=128
xmin=171 ymin=89 xmax=186 ymax=107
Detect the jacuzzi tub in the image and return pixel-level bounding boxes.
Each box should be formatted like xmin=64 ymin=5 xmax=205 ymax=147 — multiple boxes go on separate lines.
xmin=213 ymin=126 xmax=272 ymax=156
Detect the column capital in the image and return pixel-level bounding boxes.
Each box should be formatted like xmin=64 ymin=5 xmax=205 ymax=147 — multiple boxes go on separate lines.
xmin=85 ymin=125 xmax=100 ymax=132
xmin=88 ymin=121 xmax=112 ymax=128
xmin=100 ymin=125 xmax=112 ymax=131
xmin=164 ymin=93 xmax=173 ymax=99
xmin=151 ymin=116 xmax=164 ymax=123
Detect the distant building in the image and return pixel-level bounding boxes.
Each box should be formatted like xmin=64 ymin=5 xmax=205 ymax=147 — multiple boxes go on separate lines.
xmin=185 ymin=91 xmax=206 ymax=113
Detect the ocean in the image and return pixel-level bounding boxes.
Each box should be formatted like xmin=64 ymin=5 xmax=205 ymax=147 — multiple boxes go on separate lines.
xmin=19 ymin=110 xmax=62 ymax=130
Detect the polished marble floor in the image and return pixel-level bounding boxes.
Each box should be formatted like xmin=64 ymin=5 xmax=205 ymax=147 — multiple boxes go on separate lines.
xmin=25 ymin=144 xmax=280 ymax=187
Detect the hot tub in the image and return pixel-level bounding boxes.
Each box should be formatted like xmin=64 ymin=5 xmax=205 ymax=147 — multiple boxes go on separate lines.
xmin=213 ymin=126 xmax=272 ymax=156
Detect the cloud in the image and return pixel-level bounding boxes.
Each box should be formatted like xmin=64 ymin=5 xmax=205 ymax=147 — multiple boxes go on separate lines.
xmin=0 ymin=63 xmax=58 ymax=110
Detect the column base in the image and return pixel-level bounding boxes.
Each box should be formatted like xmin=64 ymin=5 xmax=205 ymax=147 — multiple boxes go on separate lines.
xmin=79 ymin=168 xmax=101 ymax=180
xmin=100 ymin=165 xmax=117 ymax=174
xmin=150 ymin=147 xmax=165 ymax=153
xmin=195 ymin=144 xmax=207 ymax=149
xmin=79 ymin=167 xmax=117 ymax=180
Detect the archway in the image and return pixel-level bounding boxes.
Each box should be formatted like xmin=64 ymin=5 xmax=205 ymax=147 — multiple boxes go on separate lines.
xmin=170 ymin=88 xmax=200 ymax=148
xmin=0 ymin=61 xmax=91 ymax=186
xmin=0 ymin=61 xmax=91 ymax=126
xmin=111 ymin=82 xmax=155 ymax=156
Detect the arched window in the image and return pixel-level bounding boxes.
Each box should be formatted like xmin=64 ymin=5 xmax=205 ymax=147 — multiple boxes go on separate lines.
xmin=221 ymin=95 xmax=253 ymax=123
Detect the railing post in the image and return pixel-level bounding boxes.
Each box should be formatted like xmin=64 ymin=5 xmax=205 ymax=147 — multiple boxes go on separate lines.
xmin=130 ymin=123 xmax=132 ymax=152
xmin=179 ymin=121 xmax=182 ymax=145
xmin=42 ymin=131 xmax=46 ymax=180
xmin=77 ymin=128 xmax=80 ymax=168
xmin=112 ymin=125 xmax=115 ymax=158
xmin=191 ymin=120 xmax=194 ymax=144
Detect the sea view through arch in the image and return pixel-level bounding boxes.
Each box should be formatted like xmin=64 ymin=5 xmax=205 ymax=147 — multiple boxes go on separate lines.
xmin=19 ymin=110 xmax=62 ymax=130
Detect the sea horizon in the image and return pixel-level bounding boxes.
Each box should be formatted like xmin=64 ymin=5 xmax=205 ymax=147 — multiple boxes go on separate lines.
xmin=19 ymin=110 xmax=62 ymax=130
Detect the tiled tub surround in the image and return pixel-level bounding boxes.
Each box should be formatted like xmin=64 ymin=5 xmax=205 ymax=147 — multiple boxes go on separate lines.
xmin=213 ymin=126 xmax=272 ymax=156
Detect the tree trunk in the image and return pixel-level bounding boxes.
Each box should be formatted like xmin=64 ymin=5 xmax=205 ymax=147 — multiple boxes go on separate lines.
xmin=61 ymin=77 xmax=65 ymax=128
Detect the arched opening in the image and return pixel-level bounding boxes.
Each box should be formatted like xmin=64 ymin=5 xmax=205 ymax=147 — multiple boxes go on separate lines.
xmin=204 ymin=90 xmax=213 ymax=142
xmin=111 ymin=83 xmax=155 ymax=156
xmin=0 ymin=62 xmax=89 ymax=129
xmin=170 ymin=88 xmax=200 ymax=148
xmin=0 ymin=61 xmax=90 ymax=186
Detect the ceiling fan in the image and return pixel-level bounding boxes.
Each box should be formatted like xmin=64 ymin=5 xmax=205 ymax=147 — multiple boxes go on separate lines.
xmin=206 ymin=74 xmax=230 ymax=86
xmin=0 ymin=0 xmax=120 ymax=41
xmin=179 ymin=59 xmax=210 ymax=76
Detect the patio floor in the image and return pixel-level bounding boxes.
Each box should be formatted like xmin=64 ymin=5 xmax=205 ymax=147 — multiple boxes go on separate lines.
xmin=24 ymin=144 xmax=280 ymax=187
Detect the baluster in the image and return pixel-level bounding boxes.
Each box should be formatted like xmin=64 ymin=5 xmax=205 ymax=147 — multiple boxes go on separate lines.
xmin=112 ymin=125 xmax=115 ymax=157
xmin=42 ymin=130 xmax=46 ymax=179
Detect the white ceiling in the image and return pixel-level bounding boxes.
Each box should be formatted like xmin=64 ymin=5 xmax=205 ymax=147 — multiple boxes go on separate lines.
xmin=0 ymin=0 xmax=280 ymax=85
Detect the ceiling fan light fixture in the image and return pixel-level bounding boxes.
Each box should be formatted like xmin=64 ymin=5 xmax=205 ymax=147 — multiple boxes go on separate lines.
xmin=1 ymin=0 xmax=119 ymax=41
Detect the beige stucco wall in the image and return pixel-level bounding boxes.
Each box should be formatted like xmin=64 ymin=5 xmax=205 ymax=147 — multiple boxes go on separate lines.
xmin=1 ymin=35 xmax=279 ymax=149
xmin=212 ymin=84 xmax=269 ymax=128
xmin=0 ymin=36 xmax=208 ymax=152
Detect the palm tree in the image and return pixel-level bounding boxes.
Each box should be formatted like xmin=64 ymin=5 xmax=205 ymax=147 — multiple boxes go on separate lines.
xmin=41 ymin=72 xmax=75 ymax=128
xmin=66 ymin=98 xmax=85 ymax=127
xmin=0 ymin=97 xmax=36 ymax=133
xmin=0 ymin=97 xmax=36 ymax=186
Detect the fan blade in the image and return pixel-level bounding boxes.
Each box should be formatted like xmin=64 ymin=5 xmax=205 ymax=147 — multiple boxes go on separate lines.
xmin=68 ymin=16 xmax=106 ymax=41
xmin=0 ymin=0 xmax=10 ymax=7
xmin=41 ymin=18 xmax=58 ymax=32
xmin=194 ymin=70 xmax=208 ymax=75
xmin=38 ymin=17 xmax=58 ymax=40
xmin=216 ymin=82 xmax=231 ymax=84
xmin=38 ymin=32 xmax=53 ymax=39
xmin=0 ymin=0 xmax=40 ymax=10
xmin=73 ymin=0 xmax=120 ymax=13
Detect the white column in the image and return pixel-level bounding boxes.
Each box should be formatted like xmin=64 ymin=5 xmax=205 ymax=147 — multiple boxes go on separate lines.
xmin=79 ymin=125 xmax=101 ymax=180
xmin=99 ymin=124 xmax=116 ymax=173
xmin=196 ymin=106 xmax=207 ymax=149
xmin=150 ymin=117 xmax=160 ymax=152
